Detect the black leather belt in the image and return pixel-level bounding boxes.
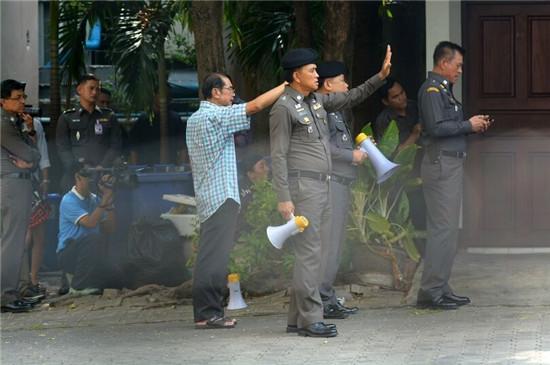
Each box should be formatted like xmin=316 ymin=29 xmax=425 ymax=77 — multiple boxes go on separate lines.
xmin=440 ymin=150 xmax=467 ymax=159
xmin=2 ymin=172 xmax=31 ymax=179
xmin=288 ymin=170 xmax=331 ymax=182
xmin=331 ymin=174 xmax=355 ymax=186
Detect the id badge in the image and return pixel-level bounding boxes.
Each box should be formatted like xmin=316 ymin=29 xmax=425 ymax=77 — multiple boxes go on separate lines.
xmin=94 ymin=121 xmax=103 ymax=135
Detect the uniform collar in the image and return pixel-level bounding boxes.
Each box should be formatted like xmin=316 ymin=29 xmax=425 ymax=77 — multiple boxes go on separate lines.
xmin=1 ymin=109 xmax=18 ymax=122
xmin=78 ymin=104 xmax=102 ymax=115
xmin=428 ymin=71 xmax=451 ymax=89
xmin=284 ymin=85 xmax=312 ymax=104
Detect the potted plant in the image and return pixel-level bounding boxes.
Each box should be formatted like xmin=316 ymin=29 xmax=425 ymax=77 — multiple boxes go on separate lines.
xmin=347 ymin=120 xmax=423 ymax=291
xmin=229 ymin=179 xmax=295 ymax=295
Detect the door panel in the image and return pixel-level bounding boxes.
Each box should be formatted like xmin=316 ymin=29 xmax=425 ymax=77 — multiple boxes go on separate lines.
xmin=462 ymin=2 xmax=550 ymax=247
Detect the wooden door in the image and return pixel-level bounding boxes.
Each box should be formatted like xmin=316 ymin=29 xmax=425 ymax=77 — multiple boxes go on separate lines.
xmin=462 ymin=2 xmax=550 ymax=247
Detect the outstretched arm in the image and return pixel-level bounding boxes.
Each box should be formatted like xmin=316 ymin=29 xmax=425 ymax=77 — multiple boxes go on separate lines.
xmin=245 ymin=82 xmax=287 ymax=115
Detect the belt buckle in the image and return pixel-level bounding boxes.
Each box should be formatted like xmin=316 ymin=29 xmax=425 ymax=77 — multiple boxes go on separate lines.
xmin=325 ymin=174 xmax=331 ymax=182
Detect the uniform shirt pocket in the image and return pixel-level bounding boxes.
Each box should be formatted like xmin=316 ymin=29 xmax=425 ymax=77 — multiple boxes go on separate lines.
xmin=334 ymin=121 xmax=350 ymax=148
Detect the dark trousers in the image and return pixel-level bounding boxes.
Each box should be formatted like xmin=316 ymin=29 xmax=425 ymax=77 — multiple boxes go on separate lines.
xmin=1 ymin=178 xmax=33 ymax=305
xmin=420 ymin=155 xmax=464 ymax=300
xmin=58 ymin=234 xmax=120 ymax=290
xmin=192 ymin=199 xmax=239 ymax=322
xmin=319 ymin=180 xmax=350 ymax=306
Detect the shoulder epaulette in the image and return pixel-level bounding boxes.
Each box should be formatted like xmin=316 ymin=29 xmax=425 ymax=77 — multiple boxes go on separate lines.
xmin=426 ymin=87 xmax=440 ymax=93
xmin=63 ymin=108 xmax=77 ymax=114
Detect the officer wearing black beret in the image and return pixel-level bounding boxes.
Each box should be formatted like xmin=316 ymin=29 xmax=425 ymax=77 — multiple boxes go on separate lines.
xmin=56 ymin=74 xmax=122 ymax=191
xmin=269 ymin=46 xmax=392 ymax=337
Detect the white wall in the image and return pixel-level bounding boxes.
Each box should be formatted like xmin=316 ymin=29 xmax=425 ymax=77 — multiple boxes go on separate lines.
xmin=425 ymin=0 xmax=463 ymax=101
xmin=0 ymin=0 xmax=39 ymax=106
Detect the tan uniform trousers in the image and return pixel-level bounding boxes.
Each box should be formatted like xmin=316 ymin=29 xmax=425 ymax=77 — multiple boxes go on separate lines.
xmin=287 ymin=176 xmax=331 ymax=328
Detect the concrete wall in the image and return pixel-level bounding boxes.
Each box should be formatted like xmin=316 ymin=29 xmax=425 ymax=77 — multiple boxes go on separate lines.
xmin=425 ymin=0 xmax=462 ymax=101
xmin=0 ymin=0 xmax=39 ymax=107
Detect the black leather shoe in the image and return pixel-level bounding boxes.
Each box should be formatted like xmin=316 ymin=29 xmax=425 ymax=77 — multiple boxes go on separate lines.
xmin=335 ymin=302 xmax=359 ymax=314
xmin=298 ymin=322 xmax=338 ymax=337
xmin=443 ymin=292 xmax=471 ymax=306
xmin=417 ymin=296 xmax=459 ymax=310
xmin=1 ymin=300 xmax=33 ymax=313
xmin=286 ymin=323 xmax=336 ymax=333
xmin=323 ymin=304 xmax=349 ymax=319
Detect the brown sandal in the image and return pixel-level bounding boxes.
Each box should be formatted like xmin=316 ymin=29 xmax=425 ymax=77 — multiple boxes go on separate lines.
xmin=195 ymin=315 xmax=237 ymax=329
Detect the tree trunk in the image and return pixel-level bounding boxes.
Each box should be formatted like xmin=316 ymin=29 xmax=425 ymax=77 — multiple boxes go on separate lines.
xmin=49 ymin=0 xmax=61 ymax=131
xmin=190 ymin=1 xmax=225 ymax=98
xmin=64 ymin=75 xmax=72 ymax=110
xmin=292 ymin=2 xmax=313 ymax=48
xmin=158 ymin=43 xmax=169 ymax=163
xmin=322 ymin=1 xmax=351 ymax=62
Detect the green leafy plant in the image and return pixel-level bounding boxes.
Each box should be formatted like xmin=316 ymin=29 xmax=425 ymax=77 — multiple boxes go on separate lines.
xmin=185 ymin=179 xmax=294 ymax=287
xmin=348 ymin=120 xmax=422 ymax=290
xmin=229 ymin=179 xmax=294 ymax=283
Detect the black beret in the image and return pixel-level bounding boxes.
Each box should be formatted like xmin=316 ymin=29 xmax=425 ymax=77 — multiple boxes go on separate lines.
xmin=317 ymin=61 xmax=347 ymax=79
xmin=281 ymin=48 xmax=318 ymax=70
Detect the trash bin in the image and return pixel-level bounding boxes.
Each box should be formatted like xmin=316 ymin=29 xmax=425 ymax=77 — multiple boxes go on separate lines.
xmin=113 ymin=165 xmax=195 ymax=259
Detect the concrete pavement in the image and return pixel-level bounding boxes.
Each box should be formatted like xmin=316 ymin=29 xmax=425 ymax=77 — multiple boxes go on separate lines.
xmin=2 ymin=252 xmax=550 ymax=365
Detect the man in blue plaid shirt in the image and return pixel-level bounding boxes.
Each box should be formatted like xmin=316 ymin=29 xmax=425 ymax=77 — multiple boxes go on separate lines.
xmin=187 ymin=73 xmax=285 ymax=329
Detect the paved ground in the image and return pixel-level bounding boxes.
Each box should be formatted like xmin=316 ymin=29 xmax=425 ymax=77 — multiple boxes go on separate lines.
xmin=2 ymin=252 xmax=550 ymax=365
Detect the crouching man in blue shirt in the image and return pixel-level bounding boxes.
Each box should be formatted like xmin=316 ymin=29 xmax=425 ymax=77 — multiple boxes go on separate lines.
xmin=57 ymin=162 xmax=119 ymax=295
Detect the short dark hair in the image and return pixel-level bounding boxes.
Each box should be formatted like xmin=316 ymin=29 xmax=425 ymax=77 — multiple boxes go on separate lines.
xmin=378 ymin=77 xmax=399 ymax=100
xmin=77 ymin=73 xmax=99 ymax=86
xmin=283 ymin=69 xmax=294 ymax=84
xmin=1 ymin=79 xmax=26 ymax=99
xmin=433 ymin=41 xmax=465 ymax=66
xmin=201 ymin=72 xmax=231 ymax=99
xmin=99 ymin=87 xmax=111 ymax=97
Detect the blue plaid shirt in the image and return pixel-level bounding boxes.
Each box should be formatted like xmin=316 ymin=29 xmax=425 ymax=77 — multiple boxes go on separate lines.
xmin=187 ymin=101 xmax=250 ymax=222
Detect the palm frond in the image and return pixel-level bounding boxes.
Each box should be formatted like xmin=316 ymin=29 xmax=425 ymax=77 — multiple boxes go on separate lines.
xmin=109 ymin=1 xmax=179 ymax=113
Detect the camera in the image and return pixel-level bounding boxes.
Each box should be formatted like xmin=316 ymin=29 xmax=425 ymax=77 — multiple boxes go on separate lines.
xmin=78 ymin=157 xmax=137 ymax=190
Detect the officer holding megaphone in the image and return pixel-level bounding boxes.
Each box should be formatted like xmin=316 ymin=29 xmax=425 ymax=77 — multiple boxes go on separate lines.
xmin=316 ymin=59 xmax=392 ymax=321
xmin=269 ymin=46 xmax=392 ymax=338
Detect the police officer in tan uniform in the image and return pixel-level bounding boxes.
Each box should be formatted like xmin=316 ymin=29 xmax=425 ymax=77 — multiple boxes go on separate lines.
xmin=316 ymin=61 xmax=385 ymax=319
xmin=56 ymin=74 xmax=122 ymax=191
xmin=270 ymin=47 xmax=391 ymax=337
xmin=1 ymin=79 xmax=41 ymax=312
xmin=417 ymin=41 xmax=491 ymax=310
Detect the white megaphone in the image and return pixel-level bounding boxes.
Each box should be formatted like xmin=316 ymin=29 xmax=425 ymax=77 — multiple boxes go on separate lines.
xmin=226 ymin=273 xmax=247 ymax=310
xmin=356 ymin=133 xmax=400 ymax=184
xmin=266 ymin=214 xmax=309 ymax=250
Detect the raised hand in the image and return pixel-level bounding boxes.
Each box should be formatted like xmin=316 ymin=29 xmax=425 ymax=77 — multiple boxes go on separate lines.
xmin=378 ymin=45 xmax=392 ymax=80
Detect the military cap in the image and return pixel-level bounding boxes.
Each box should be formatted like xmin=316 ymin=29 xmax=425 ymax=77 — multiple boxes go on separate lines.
xmin=317 ymin=61 xmax=347 ymax=79
xmin=281 ymin=48 xmax=318 ymax=70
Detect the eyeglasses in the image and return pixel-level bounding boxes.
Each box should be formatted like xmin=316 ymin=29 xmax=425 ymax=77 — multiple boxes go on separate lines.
xmin=222 ymin=86 xmax=235 ymax=92
xmin=5 ymin=94 xmax=28 ymax=101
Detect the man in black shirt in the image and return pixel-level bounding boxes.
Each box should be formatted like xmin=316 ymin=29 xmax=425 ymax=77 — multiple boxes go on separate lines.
xmin=374 ymin=77 xmax=421 ymax=150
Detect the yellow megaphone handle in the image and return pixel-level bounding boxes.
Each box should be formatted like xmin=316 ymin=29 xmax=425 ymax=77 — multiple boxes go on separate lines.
xmin=294 ymin=215 xmax=309 ymax=231
xmin=355 ymin=132 xmax=370 ymax=145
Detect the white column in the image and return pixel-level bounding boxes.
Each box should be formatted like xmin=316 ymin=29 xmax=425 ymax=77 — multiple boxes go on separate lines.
xmin=0 ymin=0 xmax=40 ymax=107
xmin=425 ymin=0 xmax=462 ymax=101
